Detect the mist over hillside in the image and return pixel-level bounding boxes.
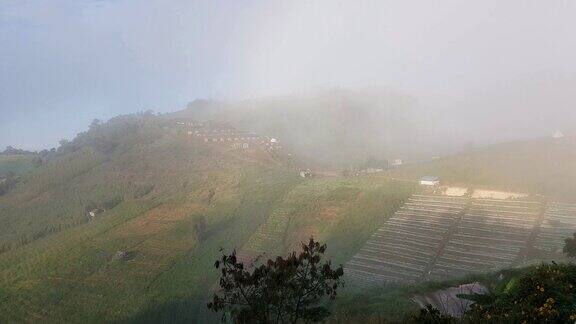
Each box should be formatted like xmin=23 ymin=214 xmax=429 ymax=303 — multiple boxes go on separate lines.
xmin=417 ymin=76 xmax=576 ymax=148
xmin=165 ymin=80 xmax=575 ymax=165
xmin=168 ymin=89 xmax=424 ymax=165
xmin=3 ymin=1 xmax=576 ymax=322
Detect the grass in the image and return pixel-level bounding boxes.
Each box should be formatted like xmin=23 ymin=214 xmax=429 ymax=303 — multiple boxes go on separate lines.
xmin=0 ymin=156 xmax=414 ymax=323
xmin=0 ymin=166 xmax=301 ymax=322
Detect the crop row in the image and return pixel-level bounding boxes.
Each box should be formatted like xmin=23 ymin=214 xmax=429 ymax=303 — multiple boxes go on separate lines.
xmin=239 ymin=208 xmax=291 ymax=263
xmin=348 ymin=195 xmax=547 ymax=284
xmin=472 ymin=198 xmax=541 ymax=207
xmin=429 ymin=199 xmax=539 ymax=281
xmin=346 ymin=196 xmax=462 ymax=284
xmin=533 ymin=203 xmax=576 ymax=253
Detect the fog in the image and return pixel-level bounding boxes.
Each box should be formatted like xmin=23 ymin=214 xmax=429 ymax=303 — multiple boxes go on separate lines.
xmin=1 ymin=0 xmax=575 ymax=150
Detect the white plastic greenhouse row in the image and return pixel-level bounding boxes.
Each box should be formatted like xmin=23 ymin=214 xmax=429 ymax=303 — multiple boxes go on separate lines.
xmin=471 ymin=202 xmax=541 ymax=211
xmin=407 ymin=198 xmax=468 ymax=207
xmin=472 ymin=198 xmax=541 ymax=206
xmin=362 ymin=244 xmax=434 ymax=263
xmin=464 ymin=213 xmax=537 ymax=226
xmin=346 ymin=267 xmax=414 ymax=284
xmin=395 ymin=209 xmax=458 ymax=218
xmin=455 ymin=225 xmax=531 ymax=239
xmin=542 ymin=211 xmax=576 ymax=223
xmin=441 ymin=246 xmax=518 ymax=262
xmin=352 ymin=254 xmax=426 ymax=273
xmin=368 ymin=239 xmax=440 ymax=256
xmin=346 ymin=259 xmax=423 ymax=282
xmin=403 ymin=203 xmax=465 ymax=213
xmin=468 ymin=207 xmax=539 ymax=217
xmin=445 ymin=239 xmax=523 ymax=255
xmin=412 ymin=194 xmax=469 ymax=201
xmin=548 ymin=202 xmax=576 ymax=210
xmin=406 ymin=198 xmax=468 ymax=206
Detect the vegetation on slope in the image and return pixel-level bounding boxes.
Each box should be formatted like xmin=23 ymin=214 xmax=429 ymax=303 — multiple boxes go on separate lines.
xmin=393 ymin=136 xmax=576 ymax=201
xmin=0 ymin=112 xmax=414 ymax=323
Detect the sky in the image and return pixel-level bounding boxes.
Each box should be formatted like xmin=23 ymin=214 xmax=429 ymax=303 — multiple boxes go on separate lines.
xmin=1 ymin=0 xmax=575 ymax=150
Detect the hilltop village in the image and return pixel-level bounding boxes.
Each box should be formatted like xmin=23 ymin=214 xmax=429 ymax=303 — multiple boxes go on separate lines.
xmin=173 ymin=119 xmax=283 ymax=152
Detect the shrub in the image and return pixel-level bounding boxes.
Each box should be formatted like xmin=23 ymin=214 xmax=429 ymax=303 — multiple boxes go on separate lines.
xmin=208 ymin=238 xmax=344 ymax=323
xmin=465 ymin=263 xmax=576 ymax=323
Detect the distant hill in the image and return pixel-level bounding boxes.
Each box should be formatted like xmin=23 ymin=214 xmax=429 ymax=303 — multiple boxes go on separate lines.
xmin=168 ymin=89 xmax=424 ymax=166
xmin=393 ymin=136 xmax=576 ymax=201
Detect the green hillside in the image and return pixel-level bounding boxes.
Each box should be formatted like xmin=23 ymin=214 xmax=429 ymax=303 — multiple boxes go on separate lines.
xmin=0 ymin=113 xmax=414 ymax=323
xmin=393 ymin=136 xmax=576 ymax=201
xmin=4 ymin=112 xmax=575 ymax=323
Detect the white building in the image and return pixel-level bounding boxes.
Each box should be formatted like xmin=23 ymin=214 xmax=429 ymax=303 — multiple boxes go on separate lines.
xmin=420 ymin=176 xmax=440 ymax=186
xmin=391 ymin=159 xmax=403 ymax=167
xmin=553 ymin=130 xmax=565 ymax=139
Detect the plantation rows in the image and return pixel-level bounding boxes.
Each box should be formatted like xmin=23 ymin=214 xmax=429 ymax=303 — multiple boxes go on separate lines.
xmin=347 ymin=194 xmax=576 ymax=285
xmin=430 ymin=199 xmax=540 ymax=281
xmin=236 ymin=207 xmax=292 ymax=265
xmin=346 ymin=195 xmax=468 ymax=284
xmin=534 ymin=202 xmax=576 ymax=253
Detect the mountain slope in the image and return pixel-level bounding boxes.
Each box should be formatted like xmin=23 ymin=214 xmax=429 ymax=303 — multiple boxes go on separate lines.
xmin=394 ymin=136 xmax=576 ymax=201
xmin=0 ymin=113 xmax=414 ymax=323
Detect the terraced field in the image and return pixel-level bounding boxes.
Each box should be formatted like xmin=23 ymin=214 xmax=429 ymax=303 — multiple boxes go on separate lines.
xmin=236 ymin=207 xmax=292 ymax=265
xmin=346 ymin=195 xmax=468 ymax=284
xmin=430 ymin=199 xmax=541 ymax=281
xmin=346 ymin=194 xmax=576 ymax=285
xmin=534 ymin=202 xmax=576 ymax=253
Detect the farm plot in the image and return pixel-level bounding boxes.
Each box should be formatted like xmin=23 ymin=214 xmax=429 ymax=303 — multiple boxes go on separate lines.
xmin=236 ymin=207 xmax=292 ymax=265
xmin=346 ymin=194 xmax=467 ymax=285
xmin=533 ymin=202 xmax=576 ymax=254
xmin=430 ymin=199 xmax=540 ymax=281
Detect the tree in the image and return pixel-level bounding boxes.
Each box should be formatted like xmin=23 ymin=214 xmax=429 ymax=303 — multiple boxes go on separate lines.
xmin=58 ymin=139 xmax=69 ymax=147
xmin=207 ymin=238 xmax=344 ymax=323
xmin=89 ymin=119 xmax=102 ymax=130
xmin=564 ymin=233 xmax=576 ymax=258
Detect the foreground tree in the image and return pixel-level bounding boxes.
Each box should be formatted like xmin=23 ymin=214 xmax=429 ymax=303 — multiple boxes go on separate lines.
xmin=207 ymin=238 xmax=344 ymax=323
xmin=410 ymin=305 xmax=456 ymax=324
xmin=465 ymin=263 xmax=576 ymax=323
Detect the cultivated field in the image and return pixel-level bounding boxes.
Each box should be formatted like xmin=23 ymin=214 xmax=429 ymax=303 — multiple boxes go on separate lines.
xmin=534 ymin=202 xmax=576 ymax=254
xmin=346 ymin=194 xmax=576 ymax=285
xmin=346 ymin=195 xmax=468 ymax=284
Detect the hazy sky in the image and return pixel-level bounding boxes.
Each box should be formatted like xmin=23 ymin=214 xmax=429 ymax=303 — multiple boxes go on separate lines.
xmin=1 ymin=0 xmax=575 ymax=150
